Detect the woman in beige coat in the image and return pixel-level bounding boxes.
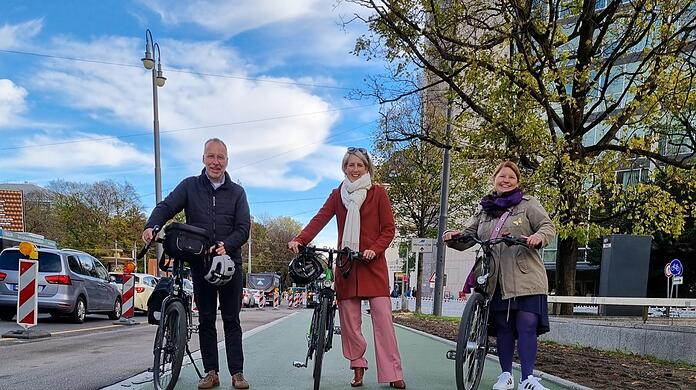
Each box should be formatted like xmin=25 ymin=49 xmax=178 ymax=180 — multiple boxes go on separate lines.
xmin=444 ymin=161 xmax=555 ymax=390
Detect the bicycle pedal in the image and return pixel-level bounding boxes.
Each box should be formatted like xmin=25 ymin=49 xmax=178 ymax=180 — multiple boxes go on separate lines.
xmin=333 ymin=325 xmax=341 ymax=335
xmin=445 ymin=350 xmax=456 ymax=360
xmin=487 ymin=346 xmax=497 ymax=354
xmin=292 ymin=361 xmax=307 ymax=368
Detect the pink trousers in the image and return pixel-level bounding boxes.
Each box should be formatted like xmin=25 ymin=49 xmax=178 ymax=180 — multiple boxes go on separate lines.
xmin=337 ymin=296 xmax=404 ymax=383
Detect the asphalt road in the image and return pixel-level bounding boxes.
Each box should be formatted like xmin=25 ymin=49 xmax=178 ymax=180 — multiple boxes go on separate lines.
xmin=0 ymin=308 xmax=292 ymax=390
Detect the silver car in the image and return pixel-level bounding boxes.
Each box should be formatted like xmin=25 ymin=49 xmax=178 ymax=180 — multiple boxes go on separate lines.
xmin=0 ymin=247 xmax=122 ymax=323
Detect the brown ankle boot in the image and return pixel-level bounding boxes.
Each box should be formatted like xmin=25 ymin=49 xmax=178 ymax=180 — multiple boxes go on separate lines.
xmin=351 ymin=367 xmax=365 ymax=387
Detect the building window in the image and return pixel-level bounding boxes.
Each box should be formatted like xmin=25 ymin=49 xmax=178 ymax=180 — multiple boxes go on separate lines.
xmin=615 ymin=168 xmax=649 ymax=187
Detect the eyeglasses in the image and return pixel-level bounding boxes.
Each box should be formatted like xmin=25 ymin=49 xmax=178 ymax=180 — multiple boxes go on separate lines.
xmin=347 ymin=147 xmax=369 ymax=155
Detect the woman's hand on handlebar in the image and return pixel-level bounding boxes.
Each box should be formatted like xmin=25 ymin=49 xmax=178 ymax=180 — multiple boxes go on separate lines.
xmin=288 ymin=240 xmax=301 ymax=254
xmin=525 ymin=233 xmax=543 ymax=248
xmin=443 ymin=230 xmax=462 ymax=245
xmin=362 ymin=249 xmax=376 ymax=261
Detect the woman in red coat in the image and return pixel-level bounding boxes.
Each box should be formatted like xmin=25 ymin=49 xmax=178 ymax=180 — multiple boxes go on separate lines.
xmin=288 ymin=147 xmax=406 ymax=389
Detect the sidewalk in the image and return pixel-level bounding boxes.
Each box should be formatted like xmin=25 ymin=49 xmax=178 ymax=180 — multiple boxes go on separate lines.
xmin=106 ymin=309 xmax=586 ymax=389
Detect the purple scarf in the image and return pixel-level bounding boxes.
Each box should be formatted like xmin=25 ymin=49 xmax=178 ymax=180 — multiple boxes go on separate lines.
xmin=480 ymin=188 xmax=523 ymax=217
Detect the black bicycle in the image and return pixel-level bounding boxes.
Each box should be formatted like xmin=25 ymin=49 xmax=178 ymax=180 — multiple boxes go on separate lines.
xmin=444 ymin=234 xmax=528 ymax=390
xmin=138 ymin=225 xmax=203 ymax=390
xmin=291 ymin=246 xmax=362 ymax=390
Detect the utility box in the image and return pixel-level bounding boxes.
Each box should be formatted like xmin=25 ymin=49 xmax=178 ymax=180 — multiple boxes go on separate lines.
xmin=598 ymin=235 xmax=652 ymax=316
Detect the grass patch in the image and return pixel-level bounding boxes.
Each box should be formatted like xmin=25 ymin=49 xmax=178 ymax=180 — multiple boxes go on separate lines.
xmin=408 ymin=312 xmax=461 ymax=324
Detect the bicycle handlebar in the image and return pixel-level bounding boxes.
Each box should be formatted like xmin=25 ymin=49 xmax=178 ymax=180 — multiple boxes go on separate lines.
xmin=137 ymin=225 xmax=162 ymax=260
xmin=445 ymin=233 xmax=529 ymax=248
xmin=298 ymin=245 xmax=364 ymax=279
xmin=298 ymin=245 xmax=363 ymax=260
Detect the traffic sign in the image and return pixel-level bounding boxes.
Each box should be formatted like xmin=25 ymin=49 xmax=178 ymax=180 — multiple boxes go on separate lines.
xmin=664 ymin=263 xmax=672 ymax=278
xmin=673 ymin=276 xmax=684 ymax=285
xmin=411 ymin=238 xmax=434 ymax=253
xmin=669 ymin=259 xmax=684 ymax=277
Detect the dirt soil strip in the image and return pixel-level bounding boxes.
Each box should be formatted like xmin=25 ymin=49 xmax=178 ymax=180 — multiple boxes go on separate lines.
xmin=392 ymin=313 xmax=696 ymax=390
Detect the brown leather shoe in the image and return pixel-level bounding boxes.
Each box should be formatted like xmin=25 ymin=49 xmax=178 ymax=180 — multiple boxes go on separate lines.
xmin=351 ymin=367 xmax=365 ymax=387
xmin=232 ymin=372 xmax=250 ymax=389
xmin=198 ymin=370 xmax=220 ymax=389
xmin=390 ymin=379 xmax=407 ymax=389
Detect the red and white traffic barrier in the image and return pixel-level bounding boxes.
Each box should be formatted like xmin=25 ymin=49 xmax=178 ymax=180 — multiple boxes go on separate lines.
xmin=17 ymin=259 xmax=38 ymax=328
xmin=273 ymin=291 xmax=279 ymax=309
xmin=114 ymin=273 xmax=138 ymax=325
xmin=259 ymin=292 xmax=266 ymax=309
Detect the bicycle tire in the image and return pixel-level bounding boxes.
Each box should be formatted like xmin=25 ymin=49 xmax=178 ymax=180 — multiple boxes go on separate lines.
xmin=153 ymin=300 xmax=187 ymax=390
xmin=312 ymin=295 xmax=330 ymax=390
xmin=455 ymin=292 xmax=489 ymax=390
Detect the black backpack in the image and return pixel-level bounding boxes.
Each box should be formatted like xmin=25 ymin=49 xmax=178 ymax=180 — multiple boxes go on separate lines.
xmin=147 ymin=277 xmax=173 ymax=325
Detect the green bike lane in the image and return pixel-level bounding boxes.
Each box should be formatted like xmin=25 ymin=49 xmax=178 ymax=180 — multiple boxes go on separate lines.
xmin=112 ymin=309 xmax=584 ymax=389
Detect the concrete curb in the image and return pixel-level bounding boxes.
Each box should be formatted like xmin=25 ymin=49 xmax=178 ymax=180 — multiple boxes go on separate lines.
xmin=392 ymin=321 xmax=595 ymax=390
xmin=101 ymin=311 xmax=301 ymax=389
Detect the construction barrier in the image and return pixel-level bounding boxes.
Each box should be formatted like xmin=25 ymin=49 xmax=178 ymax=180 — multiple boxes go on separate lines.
xmin=259 ymin=292 xmax=266 ymax=309
xmin=114 ymin=274 xmax=138 ymax=325
xmin=17 ymin=259 xmax=38 ymax=328
xmin=273 ymin=291 xmax=279 ymax=309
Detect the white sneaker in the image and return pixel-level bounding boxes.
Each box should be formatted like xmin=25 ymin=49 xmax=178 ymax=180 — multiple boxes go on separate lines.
xmin=492 ymin=371 xmax=514 ymax=390
xmin=518 ymin=375 xmax=550 ymax=390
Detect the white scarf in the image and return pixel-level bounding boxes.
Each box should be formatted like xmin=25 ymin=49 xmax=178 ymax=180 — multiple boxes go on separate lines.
xmin=340 ymin=173 xmax=372 ymax=251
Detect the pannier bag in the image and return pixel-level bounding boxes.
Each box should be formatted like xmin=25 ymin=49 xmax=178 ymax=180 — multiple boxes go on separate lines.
xmin=147 ymin=277 xmax=173 ymax=325
xmin=163 ymin=222 xmax=210 ymax=261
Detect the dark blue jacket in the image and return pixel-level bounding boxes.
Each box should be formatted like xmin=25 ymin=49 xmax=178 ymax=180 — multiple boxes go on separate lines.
xmin=145 ymin=169 xmax=251 ymax=263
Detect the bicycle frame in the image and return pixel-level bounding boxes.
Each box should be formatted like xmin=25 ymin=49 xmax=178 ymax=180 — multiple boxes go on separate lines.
xmin=292 ymin=246 xmax=361 ymax=390
xmin=445 ymin=234 xmax=528 ymax=390
xmin=138 ymin=226 xmax=203 ymax=388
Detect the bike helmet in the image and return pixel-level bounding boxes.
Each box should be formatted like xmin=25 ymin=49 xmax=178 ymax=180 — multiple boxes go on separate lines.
xmin=204 ymin=254 xmax=236 ymax=286
xmin=288 ymin=252 xmax=324 ymax=285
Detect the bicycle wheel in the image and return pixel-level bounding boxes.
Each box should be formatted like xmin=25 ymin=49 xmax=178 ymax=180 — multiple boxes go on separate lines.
xmin=312 ymin=295 xmax=330 ymax=390
xmin=153 ymin=300 xmax=187 ymax=390
xmin=455 ymin=292 xmax=489 ymax=390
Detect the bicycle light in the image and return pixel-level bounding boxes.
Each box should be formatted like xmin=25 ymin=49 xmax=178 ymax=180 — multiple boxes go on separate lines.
xmin=323 ymin=279 xmax=332 ymax=288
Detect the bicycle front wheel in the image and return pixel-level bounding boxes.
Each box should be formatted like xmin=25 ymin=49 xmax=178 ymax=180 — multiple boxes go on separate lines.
xmin=153 ymin=300 xmax=187 ymax=390
xmin=312 ymin=295 xmax=330 ymax=390
xmin=455 ymin=292 xmax=489 ymax=390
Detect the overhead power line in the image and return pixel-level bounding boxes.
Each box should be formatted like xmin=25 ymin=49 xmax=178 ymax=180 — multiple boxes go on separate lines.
xmin=0 ymin=48 xmax=352 ymax=90
xmin=0 ymin=104 xmax=377 ymax=152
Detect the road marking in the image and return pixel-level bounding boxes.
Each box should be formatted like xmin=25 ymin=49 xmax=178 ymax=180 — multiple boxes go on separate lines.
xmin=51 ymin=324 xmax=127 ymax=335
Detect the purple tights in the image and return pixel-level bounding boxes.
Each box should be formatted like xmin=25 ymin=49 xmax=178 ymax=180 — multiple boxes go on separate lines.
xmin=494 ymin=310 xmax=538 ymax=379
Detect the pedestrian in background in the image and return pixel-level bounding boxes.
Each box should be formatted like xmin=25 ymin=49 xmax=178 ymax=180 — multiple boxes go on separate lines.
xmin=288 ymin=147 xmax=406 ymax=389
xmin=143 ymin=138 xmax=251 ymax=389
xmin=444 ymin=160 xmax=555 ymax=390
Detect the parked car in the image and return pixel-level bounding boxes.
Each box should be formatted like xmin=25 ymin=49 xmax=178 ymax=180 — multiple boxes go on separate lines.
xmin=242 ymin=288 xmax=256 ymax=308
xmin=109 ymin=272 xmax=159 ymax=312
xmin=0 ymin=247 xmax=122 ymax=323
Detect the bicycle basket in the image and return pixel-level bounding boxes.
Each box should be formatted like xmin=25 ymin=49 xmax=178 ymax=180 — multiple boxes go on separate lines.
xmin=163 ymin=222 xmax=210 ymax=261
xmin=288 ymin=252 xmax=324 ymax=285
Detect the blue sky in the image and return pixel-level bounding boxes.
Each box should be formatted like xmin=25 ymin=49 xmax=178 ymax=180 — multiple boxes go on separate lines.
xmin=0 ymin=0 xmax=384 ymax=247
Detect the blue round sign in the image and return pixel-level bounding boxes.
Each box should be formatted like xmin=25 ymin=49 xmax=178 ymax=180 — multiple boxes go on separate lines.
xmin=669 ymin=259 xmax=684 ymax=277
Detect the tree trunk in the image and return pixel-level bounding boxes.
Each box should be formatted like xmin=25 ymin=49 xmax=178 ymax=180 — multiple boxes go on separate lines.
xmin=556 ymin=235 xmax=579 ymax=315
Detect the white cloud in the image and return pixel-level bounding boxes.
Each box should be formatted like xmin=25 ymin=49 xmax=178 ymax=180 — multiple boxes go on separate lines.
xmin=140 ymin=0 xmax=320 ymax=37
xmin=0 ymin=132 xmax=151 ymax=171
xmin=0 ymin=79 xmax=28 ymax=127
xmin=140 ymin=0 xmax=375 ymax=68
xmin=0 ymin=19 xmax=43 ymax=50
xmin=29 ymin=35 xmax=343 ymax=190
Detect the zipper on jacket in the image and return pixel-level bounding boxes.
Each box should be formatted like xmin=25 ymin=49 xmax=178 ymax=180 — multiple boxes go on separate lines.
xmin=212 ymin=195 xmax=216 ymax=239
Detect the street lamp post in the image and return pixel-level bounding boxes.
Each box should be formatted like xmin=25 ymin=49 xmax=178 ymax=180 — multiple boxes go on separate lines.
xmin=142 ymin=29 xmax=167 ymax=263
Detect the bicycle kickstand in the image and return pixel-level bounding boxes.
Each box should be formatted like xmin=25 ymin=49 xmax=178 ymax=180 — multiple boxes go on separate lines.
xmin=186 ymin=344 xmax=204 ymax=379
